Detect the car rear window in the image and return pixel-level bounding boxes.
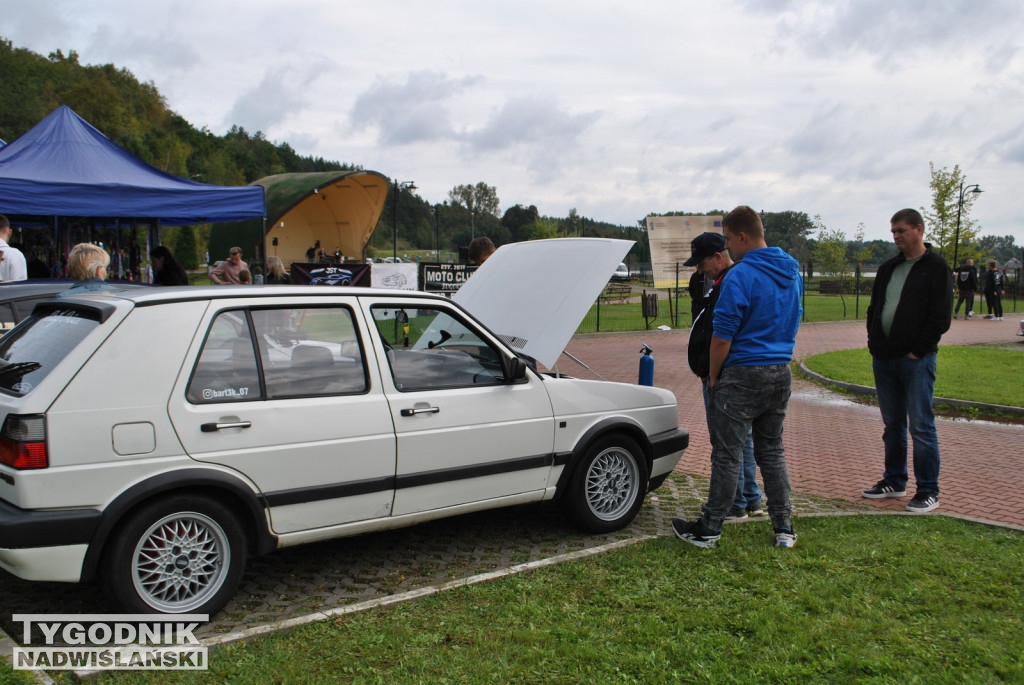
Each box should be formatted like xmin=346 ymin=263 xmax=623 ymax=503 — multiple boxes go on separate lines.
xmin=0 ymin=307 xmax=103 ymax=397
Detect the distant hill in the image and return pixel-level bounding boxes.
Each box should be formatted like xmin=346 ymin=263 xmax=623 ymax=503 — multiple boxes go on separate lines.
xmin=0 ymin=37 xmax=357 ymax=186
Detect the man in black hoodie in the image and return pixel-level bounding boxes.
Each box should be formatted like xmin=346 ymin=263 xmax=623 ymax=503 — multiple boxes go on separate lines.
xmin=952 ymin=258 xmax=977 ymax=319
xmin=863 ymin=209 xmax=952 ymax=514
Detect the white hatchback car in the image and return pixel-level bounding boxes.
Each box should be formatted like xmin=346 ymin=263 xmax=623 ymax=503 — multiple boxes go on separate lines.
xmin=0 ymin=284 xmax=687 ymax=615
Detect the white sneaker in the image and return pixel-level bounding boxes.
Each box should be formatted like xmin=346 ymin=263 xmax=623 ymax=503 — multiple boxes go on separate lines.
xmin=774 ymin=528 xmax=798 ymax=548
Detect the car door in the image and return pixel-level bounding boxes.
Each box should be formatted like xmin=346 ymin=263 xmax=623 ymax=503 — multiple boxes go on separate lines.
xmin=167 ymin=298 xmax=396 ymax=534
xmin=362 ymin=297 xmax=556 ymax=517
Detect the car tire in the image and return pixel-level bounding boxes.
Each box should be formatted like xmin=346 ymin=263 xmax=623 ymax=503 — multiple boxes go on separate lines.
xmin=562 ymin=434 xmax=649 ymax=533
xmin=102 ymin=495 xmax=247 ymax=615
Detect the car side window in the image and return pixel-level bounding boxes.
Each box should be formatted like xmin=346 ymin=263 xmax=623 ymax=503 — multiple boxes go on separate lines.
xmin=251 ymin=307 xmax=367 ymax=398
xmin=186 ymin=311 xmax=261 ymax=404
xmin=371 ymin=305 xmax=507 ymax=391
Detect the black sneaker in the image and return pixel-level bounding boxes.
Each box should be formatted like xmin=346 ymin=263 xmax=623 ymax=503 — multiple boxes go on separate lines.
xmin=906 ymin=493 xmax=939 ymax=513
xmin=724 ymin=507 xmax=748 ymax=521
xmin=747 ymin=503 xmax=765 ymax=517
xmin=861 ymin=480 xmax=907 ymax=499
xmin=774 ymin=527 xmax=798 ymax=548
xmin=672 ymin=518 xmax=721 ymax=548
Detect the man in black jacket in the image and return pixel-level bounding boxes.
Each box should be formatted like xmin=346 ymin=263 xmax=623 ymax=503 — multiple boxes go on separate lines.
xmin=862 ymin=209 xmax=952 ymax=513
xmin=952 ymin=258 xmax=977 ymax=319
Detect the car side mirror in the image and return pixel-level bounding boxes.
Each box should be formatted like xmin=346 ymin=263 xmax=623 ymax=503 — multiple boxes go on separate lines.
xmin=505 ymin=356 xmax=528 ymax=382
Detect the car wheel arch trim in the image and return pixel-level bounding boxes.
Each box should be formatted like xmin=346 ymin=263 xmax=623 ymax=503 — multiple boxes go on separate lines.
xmin=553 ymin=417 xmax=653 ymax=498
xmin=79 ymin=468 xmax=275 ymax=582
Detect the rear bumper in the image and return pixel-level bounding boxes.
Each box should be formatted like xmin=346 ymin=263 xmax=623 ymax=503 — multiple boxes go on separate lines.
xmin=0 ymin=545 xmax=87 ymax=582
xmin=0 ymin=498 xmax=98 ymax=581
xmin=0 ymin=497 xmax=101 ymax=548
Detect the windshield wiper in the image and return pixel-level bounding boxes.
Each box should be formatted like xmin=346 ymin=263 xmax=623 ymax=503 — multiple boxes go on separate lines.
xmin=0 ymin=361 xmax=42 ymax=377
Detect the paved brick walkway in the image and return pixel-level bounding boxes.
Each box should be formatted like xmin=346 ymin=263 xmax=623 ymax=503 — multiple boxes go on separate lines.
xmin=562 ymin=314 xmax=1024 ymax=529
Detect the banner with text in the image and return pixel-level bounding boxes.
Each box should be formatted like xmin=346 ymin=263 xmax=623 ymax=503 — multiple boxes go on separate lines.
xmin=645 ymin=215 xmax=723 ymax=288
xmin=420 ymin=263 xmax=478 ymax=293
xmin=289 ymin=263 xmax=371 ymax=287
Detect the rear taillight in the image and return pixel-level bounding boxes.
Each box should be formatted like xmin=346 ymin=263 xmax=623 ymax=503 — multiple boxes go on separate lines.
xmin=0 ymin=415 xmax=48 ymax=469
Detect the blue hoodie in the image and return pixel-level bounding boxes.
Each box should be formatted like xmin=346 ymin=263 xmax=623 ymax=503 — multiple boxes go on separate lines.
xmin=712 ymin=246 xmax=803 ymax=367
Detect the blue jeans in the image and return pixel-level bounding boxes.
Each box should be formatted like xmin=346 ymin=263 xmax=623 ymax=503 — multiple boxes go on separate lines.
xmin=872 ymin=353 xmax=940 ymax=496
xmin=702 ymin=365 xmax=793 ymax=532
xmin=702 ymin=381 xmax=761 ymax=510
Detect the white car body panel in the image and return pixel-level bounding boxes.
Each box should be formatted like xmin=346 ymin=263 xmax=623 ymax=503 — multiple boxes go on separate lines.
xmin=358 ymin=296 xmax=556 ymax=517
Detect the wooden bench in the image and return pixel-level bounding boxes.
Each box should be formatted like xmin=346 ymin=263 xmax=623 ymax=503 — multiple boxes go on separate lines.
xmin=600 ymin=282 xmax=632 ymax=303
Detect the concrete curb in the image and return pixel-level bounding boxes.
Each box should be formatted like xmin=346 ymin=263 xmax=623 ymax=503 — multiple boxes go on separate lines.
xmin=797 ymin=362 xmax=1024 ymax=418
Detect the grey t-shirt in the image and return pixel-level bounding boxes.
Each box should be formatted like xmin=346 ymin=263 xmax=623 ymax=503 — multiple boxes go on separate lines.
xmin=881 ymin=255 xmax=922 ymax=337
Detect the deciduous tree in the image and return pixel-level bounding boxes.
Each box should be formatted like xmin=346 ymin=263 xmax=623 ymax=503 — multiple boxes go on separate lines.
xmin=813 ymin=215 xmax=852 ymax=317
xmin=921 ymin=162 xmax=982 ymax=267
xmin=447 ymin=182 xmax=500 ymax=217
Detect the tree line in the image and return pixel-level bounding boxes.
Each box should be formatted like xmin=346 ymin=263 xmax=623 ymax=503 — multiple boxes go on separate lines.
xmin=3 ymin=37 xmax=1017 ymax=270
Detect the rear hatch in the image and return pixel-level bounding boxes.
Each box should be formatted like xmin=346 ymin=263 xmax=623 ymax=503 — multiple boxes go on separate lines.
xmin=0 ymin=300 xmax=122 ymax=502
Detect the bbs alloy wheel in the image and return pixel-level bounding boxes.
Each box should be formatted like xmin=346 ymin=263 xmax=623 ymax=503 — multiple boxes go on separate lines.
xmin=104 ymin=496 xmax=246 ymax=615
xmin=563 ymin=434 xmax=649 ymax=533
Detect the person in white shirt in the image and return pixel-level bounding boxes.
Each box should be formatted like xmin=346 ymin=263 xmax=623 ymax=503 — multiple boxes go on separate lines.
xmin=0 ymin=215 xmax=28 ymax=282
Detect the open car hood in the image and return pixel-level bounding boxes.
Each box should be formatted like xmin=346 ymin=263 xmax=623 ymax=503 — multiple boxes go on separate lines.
xmin=454 ymin=238 xmax=633 ymax=369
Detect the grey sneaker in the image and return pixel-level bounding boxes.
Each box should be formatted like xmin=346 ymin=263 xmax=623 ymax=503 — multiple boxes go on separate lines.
xmin=774 ymin=528 xmax=798 ymax=548
xmin=746 ymin=504 xmax=765 ymax=517
xmin=672 ymin=518 xmax=721 ymax=549
xmin=725 ymin=507 xmax=748 ymax=521
xmin=966 ymin=311 xmax=974 ymax=319
xmin=862 ymin=480 xmax=907 ymax=499
xmin=906 ymin=493 xmax=939 ymax=514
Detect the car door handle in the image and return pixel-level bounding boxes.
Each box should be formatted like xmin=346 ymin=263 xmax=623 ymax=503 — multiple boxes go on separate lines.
xmin=201 ymin=421 xmax=253 ymax=432
xmin=400 ymin=407 xmax=440 ymax=417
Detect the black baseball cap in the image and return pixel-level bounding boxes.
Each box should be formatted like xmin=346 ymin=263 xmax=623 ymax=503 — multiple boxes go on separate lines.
xmin=683 ymin=232 xmax=726 ymax=266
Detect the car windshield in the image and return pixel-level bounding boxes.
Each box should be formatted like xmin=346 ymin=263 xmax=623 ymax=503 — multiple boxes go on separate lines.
xmin=0 ymin=307 xmax=102 ymax=396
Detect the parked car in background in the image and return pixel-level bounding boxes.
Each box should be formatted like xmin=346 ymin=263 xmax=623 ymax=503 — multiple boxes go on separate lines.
xmin=0 ymin=284 xmax=687 ymax=616
xmin=611 ymin=262 xmax=630 ymax=282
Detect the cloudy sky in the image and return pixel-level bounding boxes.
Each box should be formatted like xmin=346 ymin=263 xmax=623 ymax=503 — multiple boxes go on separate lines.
xmin=3 ymin=0 xmax=1023 ymax=245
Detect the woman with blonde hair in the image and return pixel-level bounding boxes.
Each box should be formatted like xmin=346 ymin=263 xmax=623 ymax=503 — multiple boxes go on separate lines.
xmin=57 ymin=243 xmax=118 ymax=298
xmin=264 ymin=255 xmax=291 ymax=284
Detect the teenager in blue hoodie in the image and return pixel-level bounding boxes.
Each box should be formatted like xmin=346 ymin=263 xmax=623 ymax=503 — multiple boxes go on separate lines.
xmin=673 ymin=206 xmax=803 ymax=549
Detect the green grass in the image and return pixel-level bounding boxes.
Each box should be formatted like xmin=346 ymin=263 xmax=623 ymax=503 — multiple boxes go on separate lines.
xmin=804 ymin=346 xmax=1024 ymax=408
xmin=577 ymin=293 xmax=887 ymax=334
xmin=15 ymin=515 xmax=1017 ymax=684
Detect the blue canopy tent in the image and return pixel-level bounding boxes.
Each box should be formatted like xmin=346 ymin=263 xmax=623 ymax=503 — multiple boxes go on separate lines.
xmin=0 ymin=106 xmax=266 ymax=277
xmin=0 ymin=105 xmax=265 ymax=222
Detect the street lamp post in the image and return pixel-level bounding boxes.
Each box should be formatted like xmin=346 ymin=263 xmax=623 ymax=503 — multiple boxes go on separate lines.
xmin=952 ymin=181 xmax=983 ymax=270
xmin=392 ymin=179 xmax=416 ymax=261
xmin=434 ymin=205 xmax=440 ymax=260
